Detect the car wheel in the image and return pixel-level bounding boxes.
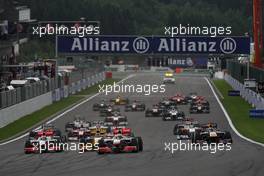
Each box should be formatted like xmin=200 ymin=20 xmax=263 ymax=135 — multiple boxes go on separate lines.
xmin=136 ymin=137 xmax=143 ymax=152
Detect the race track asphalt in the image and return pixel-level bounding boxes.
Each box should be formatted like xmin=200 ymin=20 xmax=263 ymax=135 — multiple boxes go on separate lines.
xmin=0 ymin=74 xmax=264 ymax=176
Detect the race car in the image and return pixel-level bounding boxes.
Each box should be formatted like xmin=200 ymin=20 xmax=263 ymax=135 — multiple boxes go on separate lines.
xmin=186 ymin=92 xmax=199 ymax=103
xmin=65 ymin=118 xmax=90 ymax=132
xmin=162 ymin=106 xmax=185 ymax=121
xmin=125 ymin=100 xmax=145 ymax=112
xmin=29 ymin=124 xmax=63 ymax=139
xmin=169 ymin=94 xmax=188 ymax=105
xmin=190 ymin=101 xmax=210 ymax=113
xmin=112 ymin=126 xmax=133 ymax=136
xmin=104 ymin=114 xmax=128 ymax=127
xmin=67 ymin=128 xmax=91 ymax=141
xmin=24 ymin=136 xmax=64 ymax=154
xmin=93 ymin=100 xmax=109 ymax=111
xmin=110 ymin=96 xmax=129 ymax=105
xmin=145 ymin=104 xmax=164 ymax=117
xmin=158 ymin=99 xmax=177 ymax=108
xmin=97 ymin=134 xmax=143 ymax=154
xmin=99 ymin=105 xmax=120 ymax=117
xmin=89 ymin=121 xmax=110 ymax=136
xmin=191 ymin=128 xmax=232 ymax=144
xmin=173 ymin=121 xmax=217 ymax=140
xmin=163 ymin=71 xmax=175 ymax=84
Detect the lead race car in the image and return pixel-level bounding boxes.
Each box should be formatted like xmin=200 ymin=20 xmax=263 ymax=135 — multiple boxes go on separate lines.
xmin=125 ymin=100 xmax=145 ymax=112
xmin=162 ymin=105 xmax=185 ymax=121
xmin=97 ymin=134 xmax=143 ymax=154
xmin=110 ymin=96 xmax=129 ymax=105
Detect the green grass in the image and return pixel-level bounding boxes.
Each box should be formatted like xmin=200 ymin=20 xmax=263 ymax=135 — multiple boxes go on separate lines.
xmin=213 ymin=79 xmax=264 ymax=144
xmin=75 ymin=78 xmax=120 ymax=95
xmin=0 ymin=96 xmax=82 ymax=141
xmin=0 ymin=78 xmax=120 ymax=141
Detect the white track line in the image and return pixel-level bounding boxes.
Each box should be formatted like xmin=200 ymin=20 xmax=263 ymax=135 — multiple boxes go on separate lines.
xmin=0 ymin=74 xmax=135 ymax=146
xmin=205 ymin=77 xmax=264 ymax=147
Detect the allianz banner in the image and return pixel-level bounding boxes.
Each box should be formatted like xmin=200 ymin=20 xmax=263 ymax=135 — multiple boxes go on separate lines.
xmin=56 ymin=35 xmax=250 ymax=55
xmin=168 ymin=57 xmax=208 ymax=68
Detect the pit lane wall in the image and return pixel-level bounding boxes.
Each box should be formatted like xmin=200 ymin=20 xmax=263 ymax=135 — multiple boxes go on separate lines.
xmin=225 ymin=74 xmax=264 ymax=109
xmin=0 ymin=72 xmax=106 ymax=128
xmin=0 ymin=92 xmax=52 ymax=128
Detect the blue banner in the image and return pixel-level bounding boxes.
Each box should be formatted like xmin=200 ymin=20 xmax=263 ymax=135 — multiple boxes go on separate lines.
xmin=249 ymin=109 xmax=264 ymax=118
xmin=56 ymin=35 xmax=250 ymax=55
xmin=228 ymin=90 xmax=240 ymax=96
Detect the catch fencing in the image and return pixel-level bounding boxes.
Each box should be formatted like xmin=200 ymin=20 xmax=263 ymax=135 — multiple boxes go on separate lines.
xmin=0 ymin=72 xmax=105 ymax=128
xmin=225 ymin=74 xmax=264 ymax=109
xmin=52 ymin=72 xmax=105 ymax=101
xmin=0 ymin=72 xmax=105 ymax=109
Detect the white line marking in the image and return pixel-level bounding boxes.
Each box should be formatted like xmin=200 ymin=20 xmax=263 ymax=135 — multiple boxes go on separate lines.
xmin=0 ymin=74 xmax=135 ymax=146
xmin=205 ymin=77 xmax=264 ymax=147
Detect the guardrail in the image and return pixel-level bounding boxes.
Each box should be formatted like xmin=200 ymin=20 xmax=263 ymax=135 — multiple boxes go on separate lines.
xmin=225 ymin=74 xmax=264 ymax=109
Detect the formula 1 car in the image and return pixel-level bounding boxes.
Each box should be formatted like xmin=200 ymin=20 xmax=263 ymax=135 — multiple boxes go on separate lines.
xmin=145 ymin=104 xmax=164 ymax=117
xmin=169 ymin=94 xmax=188 ymax=105
xmin=99 ymin=105 xmax=120 ymax=117
xmin=163 ymin=71 xmax=175 ymax=84
xmin=112 ymin=126 xmax=133 ymax=136
xmin=65 ymin=118 xmax=90 ymax=132
xmin=191 ymin=128 xmax=232 ymax=144
xmin=173 ymin=121 xmax=217 ymax=140
xmin=29 ymin=124 xmax=64 ymax=140
xmin=158 ymin=99 xmax=177 ymax=108
xmin=104 ymin=114 xmax=128 ymax=127
xmin=67 ymin=127 xmax=91 ymax=141
xmin=24 ymin=136 xmax=64 ymax=154
xmin=93 ymin=100 xmax=109 ymax=111
xmin=97 ymin=134 xmax=143 ymax=154
xmin=162 ymin=106 xmax=185 ymax=121
xmin=110 ymin=96 xmax=129 ymax=105
xmin=186 ymin=92 xmax=199 ymax=103
xmin=190 ymin=101 xmax=210 ymax=113
xmin=125 ymin=101 xmax=145 ymax=112
xmin=89 ymin=121 xmax=110 ymax=136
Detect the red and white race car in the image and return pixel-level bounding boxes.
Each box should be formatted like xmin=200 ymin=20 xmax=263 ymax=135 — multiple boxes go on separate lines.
xmin=97 ymin=134 xmax=143 ymax=154
xmin=169 ymin=93 xmax=188 ymax=105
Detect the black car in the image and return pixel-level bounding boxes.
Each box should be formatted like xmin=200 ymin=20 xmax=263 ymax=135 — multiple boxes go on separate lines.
xmin=190 ymin=101 xmax=210 ymax=113
xmin=93 ymin=100 xmax=109 ymax=111
xmin=162 ymin=106 xmax=185 ymax=121
xmin=145 ymin=105 xmax=164 ymax=117
xmin=125 ymin=101 xmax=145 ymax=112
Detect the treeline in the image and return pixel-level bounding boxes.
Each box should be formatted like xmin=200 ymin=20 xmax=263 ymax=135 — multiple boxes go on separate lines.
xmin=18 ymin=0 xmax=254 ymax=35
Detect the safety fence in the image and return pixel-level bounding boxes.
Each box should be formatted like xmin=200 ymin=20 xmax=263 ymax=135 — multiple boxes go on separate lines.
xmin=0 ymin=72 xmax=105 ymax=109
xmin=52 ymin=72 xmax=105 ymax=102
xmin=225 ymin=74 xmax=264 ymax=109
xmin=227 ymin=60 xmax=264 ymax=83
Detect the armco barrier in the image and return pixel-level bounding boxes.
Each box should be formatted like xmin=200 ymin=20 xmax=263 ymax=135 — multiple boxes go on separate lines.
xmin=225 ymin=74 xmax=264 ymax=109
